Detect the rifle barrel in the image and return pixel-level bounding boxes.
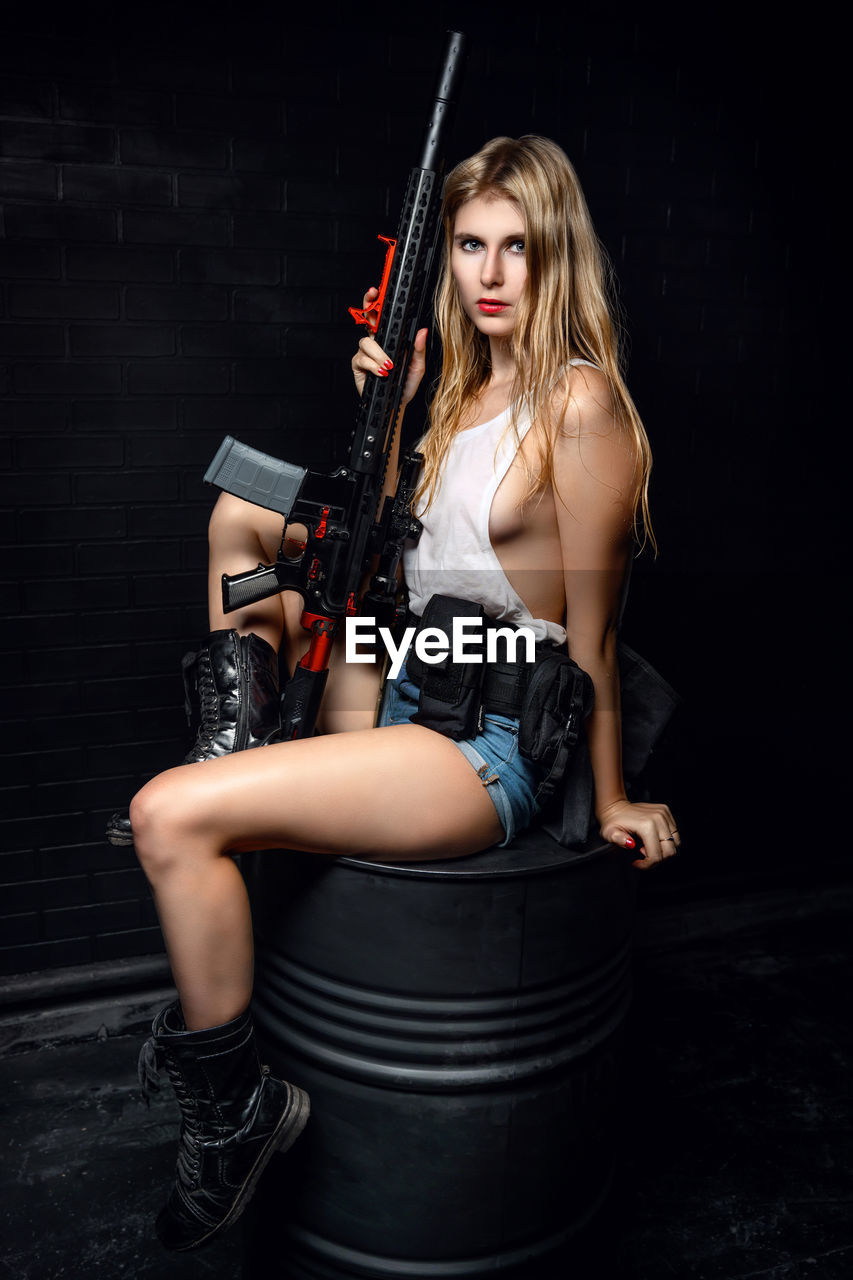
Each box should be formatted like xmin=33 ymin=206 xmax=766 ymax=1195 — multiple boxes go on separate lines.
xmin=418 ymin=30 xmax=467 ymax=172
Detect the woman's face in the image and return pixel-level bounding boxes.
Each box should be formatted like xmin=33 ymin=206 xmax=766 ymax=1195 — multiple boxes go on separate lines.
xmin=450 ymin=196 xmax=527 ymax=341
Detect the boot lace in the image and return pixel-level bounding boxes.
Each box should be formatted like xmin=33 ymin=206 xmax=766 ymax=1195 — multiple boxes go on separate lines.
xmin=183 ymin=650 xmax=218 ymax=763
xmin=168 ymin=1065 xmax=204 ymax=1187
xmin=137 ymin=1034 xmax=163 ymax=1102
xmin=137 ymin=1038 xmax=203 ymax=1186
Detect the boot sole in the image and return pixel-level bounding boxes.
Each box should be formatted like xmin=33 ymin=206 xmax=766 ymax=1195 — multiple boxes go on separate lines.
xmin=166 ymin=1082 xmax=311 ymax=1252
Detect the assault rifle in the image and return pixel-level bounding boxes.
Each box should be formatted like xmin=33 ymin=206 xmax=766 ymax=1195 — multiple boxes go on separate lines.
xmin=203 ymin=30 xmax=466 ymax=741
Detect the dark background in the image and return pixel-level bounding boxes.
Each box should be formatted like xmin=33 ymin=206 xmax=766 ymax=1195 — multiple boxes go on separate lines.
xmin=0 ymin=3 xmax=840 ymax=978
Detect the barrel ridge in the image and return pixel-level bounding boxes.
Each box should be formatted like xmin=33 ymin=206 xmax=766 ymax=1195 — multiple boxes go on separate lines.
xmin=253 ymin=941 xmax=632 ymax=1091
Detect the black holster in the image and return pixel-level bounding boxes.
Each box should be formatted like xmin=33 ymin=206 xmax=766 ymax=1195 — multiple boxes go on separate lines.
xmin=517 ymin=651 xmax=594 ymax=805
xmin=406 ymin=595 xmax=488 ymax=740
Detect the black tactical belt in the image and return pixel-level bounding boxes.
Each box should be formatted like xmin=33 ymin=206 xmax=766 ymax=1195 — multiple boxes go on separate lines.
xmin=400 ymin=593 xmax=593 ymax=790
xmin=404 ymin=607 xmax=556 ymax=720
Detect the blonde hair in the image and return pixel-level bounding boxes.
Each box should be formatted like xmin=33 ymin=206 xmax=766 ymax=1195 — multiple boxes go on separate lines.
xmin=417 ymin=135 xmax=654 ymax=550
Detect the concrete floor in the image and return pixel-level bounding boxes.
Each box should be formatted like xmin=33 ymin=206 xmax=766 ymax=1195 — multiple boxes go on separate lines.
xmin=1 ymin=883 xmax=850 ymax=1280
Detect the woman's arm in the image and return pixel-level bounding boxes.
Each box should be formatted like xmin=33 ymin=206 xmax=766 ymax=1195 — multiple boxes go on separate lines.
xmin=283 ymin=295 xmax=427 ymax=563
xmin=552 ymin=370 xmax=679 ymax=868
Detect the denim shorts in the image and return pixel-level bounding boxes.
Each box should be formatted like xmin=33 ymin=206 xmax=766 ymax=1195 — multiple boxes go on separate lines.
xmin=377 ymin=662 xmax=543 ymax=846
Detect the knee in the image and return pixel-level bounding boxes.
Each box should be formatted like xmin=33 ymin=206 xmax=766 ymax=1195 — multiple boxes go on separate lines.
xmin=208 ymin=491 xmax=249 ymax=544
xmin=209 ymin=490 xmax=284 ymax=563
xmin=130 ymin=770 xmax=206 ymax=878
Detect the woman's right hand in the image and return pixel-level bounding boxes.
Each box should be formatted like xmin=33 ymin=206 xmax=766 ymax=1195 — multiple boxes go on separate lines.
xmin=351 ymin=286 xmax=428 ymax=405
xmin=598 ymin=798 xmax=681 ymax=870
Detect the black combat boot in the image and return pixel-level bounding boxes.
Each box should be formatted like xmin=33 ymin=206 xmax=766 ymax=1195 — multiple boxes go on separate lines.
xmin=106 ymin=630 xmax=281 ymax=846
xmin=137 ymin=1001 xmax=310 ymax=1252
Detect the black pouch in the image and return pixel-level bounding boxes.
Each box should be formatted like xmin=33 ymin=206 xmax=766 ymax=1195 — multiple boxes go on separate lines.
xmin=518 ymin=651 xmax=594 ymax=805
xmin=407 ymin=595 xmax=487 ymax=740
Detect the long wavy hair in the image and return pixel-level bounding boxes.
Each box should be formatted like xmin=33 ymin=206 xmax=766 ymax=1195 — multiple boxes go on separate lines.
xmin=416 ymin=135 xmax=654 ymax=549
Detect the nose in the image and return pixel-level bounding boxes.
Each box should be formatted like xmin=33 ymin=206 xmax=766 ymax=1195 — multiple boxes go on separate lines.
xmin=480 ymin=247 xmax=503 ymax=288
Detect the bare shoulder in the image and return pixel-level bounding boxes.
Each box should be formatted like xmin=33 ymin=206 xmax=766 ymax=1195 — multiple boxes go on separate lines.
xmin=549 ymin=366 xmax=639 ymax=498
xmin=560 ymin=362 xmax=613 ymax=419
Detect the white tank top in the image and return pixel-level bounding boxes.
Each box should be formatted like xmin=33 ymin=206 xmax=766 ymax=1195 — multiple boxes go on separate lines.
xmin=403 ymin=362 xmax=597 ymax=646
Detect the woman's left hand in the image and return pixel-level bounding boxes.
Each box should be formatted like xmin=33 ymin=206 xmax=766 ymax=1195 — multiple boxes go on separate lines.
xmin=351 ymin=286 xmax=428 ymax=405
xmin=598 ymin=799 xmax=681 ymax=869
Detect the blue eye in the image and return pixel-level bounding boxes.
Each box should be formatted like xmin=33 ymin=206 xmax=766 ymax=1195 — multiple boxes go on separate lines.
xmin=509 ymin=239 xmax=525 ymax=254
xmin=459 ymin=238 xmax=482 ymax=252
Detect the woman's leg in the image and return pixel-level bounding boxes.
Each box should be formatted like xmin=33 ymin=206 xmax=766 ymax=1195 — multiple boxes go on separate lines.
xmin=206 ymin=491 xmax=291 ymax=649
xmin=131 ymin=724 xmax=503 ymax=1031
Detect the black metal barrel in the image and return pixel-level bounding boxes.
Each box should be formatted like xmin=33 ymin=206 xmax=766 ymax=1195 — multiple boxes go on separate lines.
xmin=242 ymin=829 xmax=636 ymax=1279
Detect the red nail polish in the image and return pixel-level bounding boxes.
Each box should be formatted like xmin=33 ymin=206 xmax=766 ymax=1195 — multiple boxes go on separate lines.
xmin=624 ymin=836 xmax=636 ymax=849
xmin=383 ymin=359 xmax=393 ymax=370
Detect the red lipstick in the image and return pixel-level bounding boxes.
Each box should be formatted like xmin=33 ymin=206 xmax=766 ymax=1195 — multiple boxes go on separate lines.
xmin=477 ymin=298 xmax=508 ymax=314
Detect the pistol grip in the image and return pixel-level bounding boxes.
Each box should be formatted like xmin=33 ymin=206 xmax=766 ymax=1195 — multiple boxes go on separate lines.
xmin=221 ymin=563 xmax=282 ymax=613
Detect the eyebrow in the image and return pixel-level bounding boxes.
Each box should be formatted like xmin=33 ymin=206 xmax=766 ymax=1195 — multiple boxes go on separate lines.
xmin=453 ymin=229 xmax=525 ymax=241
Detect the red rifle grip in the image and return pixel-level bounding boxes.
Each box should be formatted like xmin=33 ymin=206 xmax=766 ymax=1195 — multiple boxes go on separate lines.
xmin=348 ymin=235 xmax=397 ymax=331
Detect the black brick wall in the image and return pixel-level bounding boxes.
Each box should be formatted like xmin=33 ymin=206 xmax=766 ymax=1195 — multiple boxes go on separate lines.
xmin=1 ymin=6 xmax=835 ymax=976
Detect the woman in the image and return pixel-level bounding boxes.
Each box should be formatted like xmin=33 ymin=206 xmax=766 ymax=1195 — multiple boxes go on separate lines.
xmin=129 ymin=135 xmax=679 ymax=1252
